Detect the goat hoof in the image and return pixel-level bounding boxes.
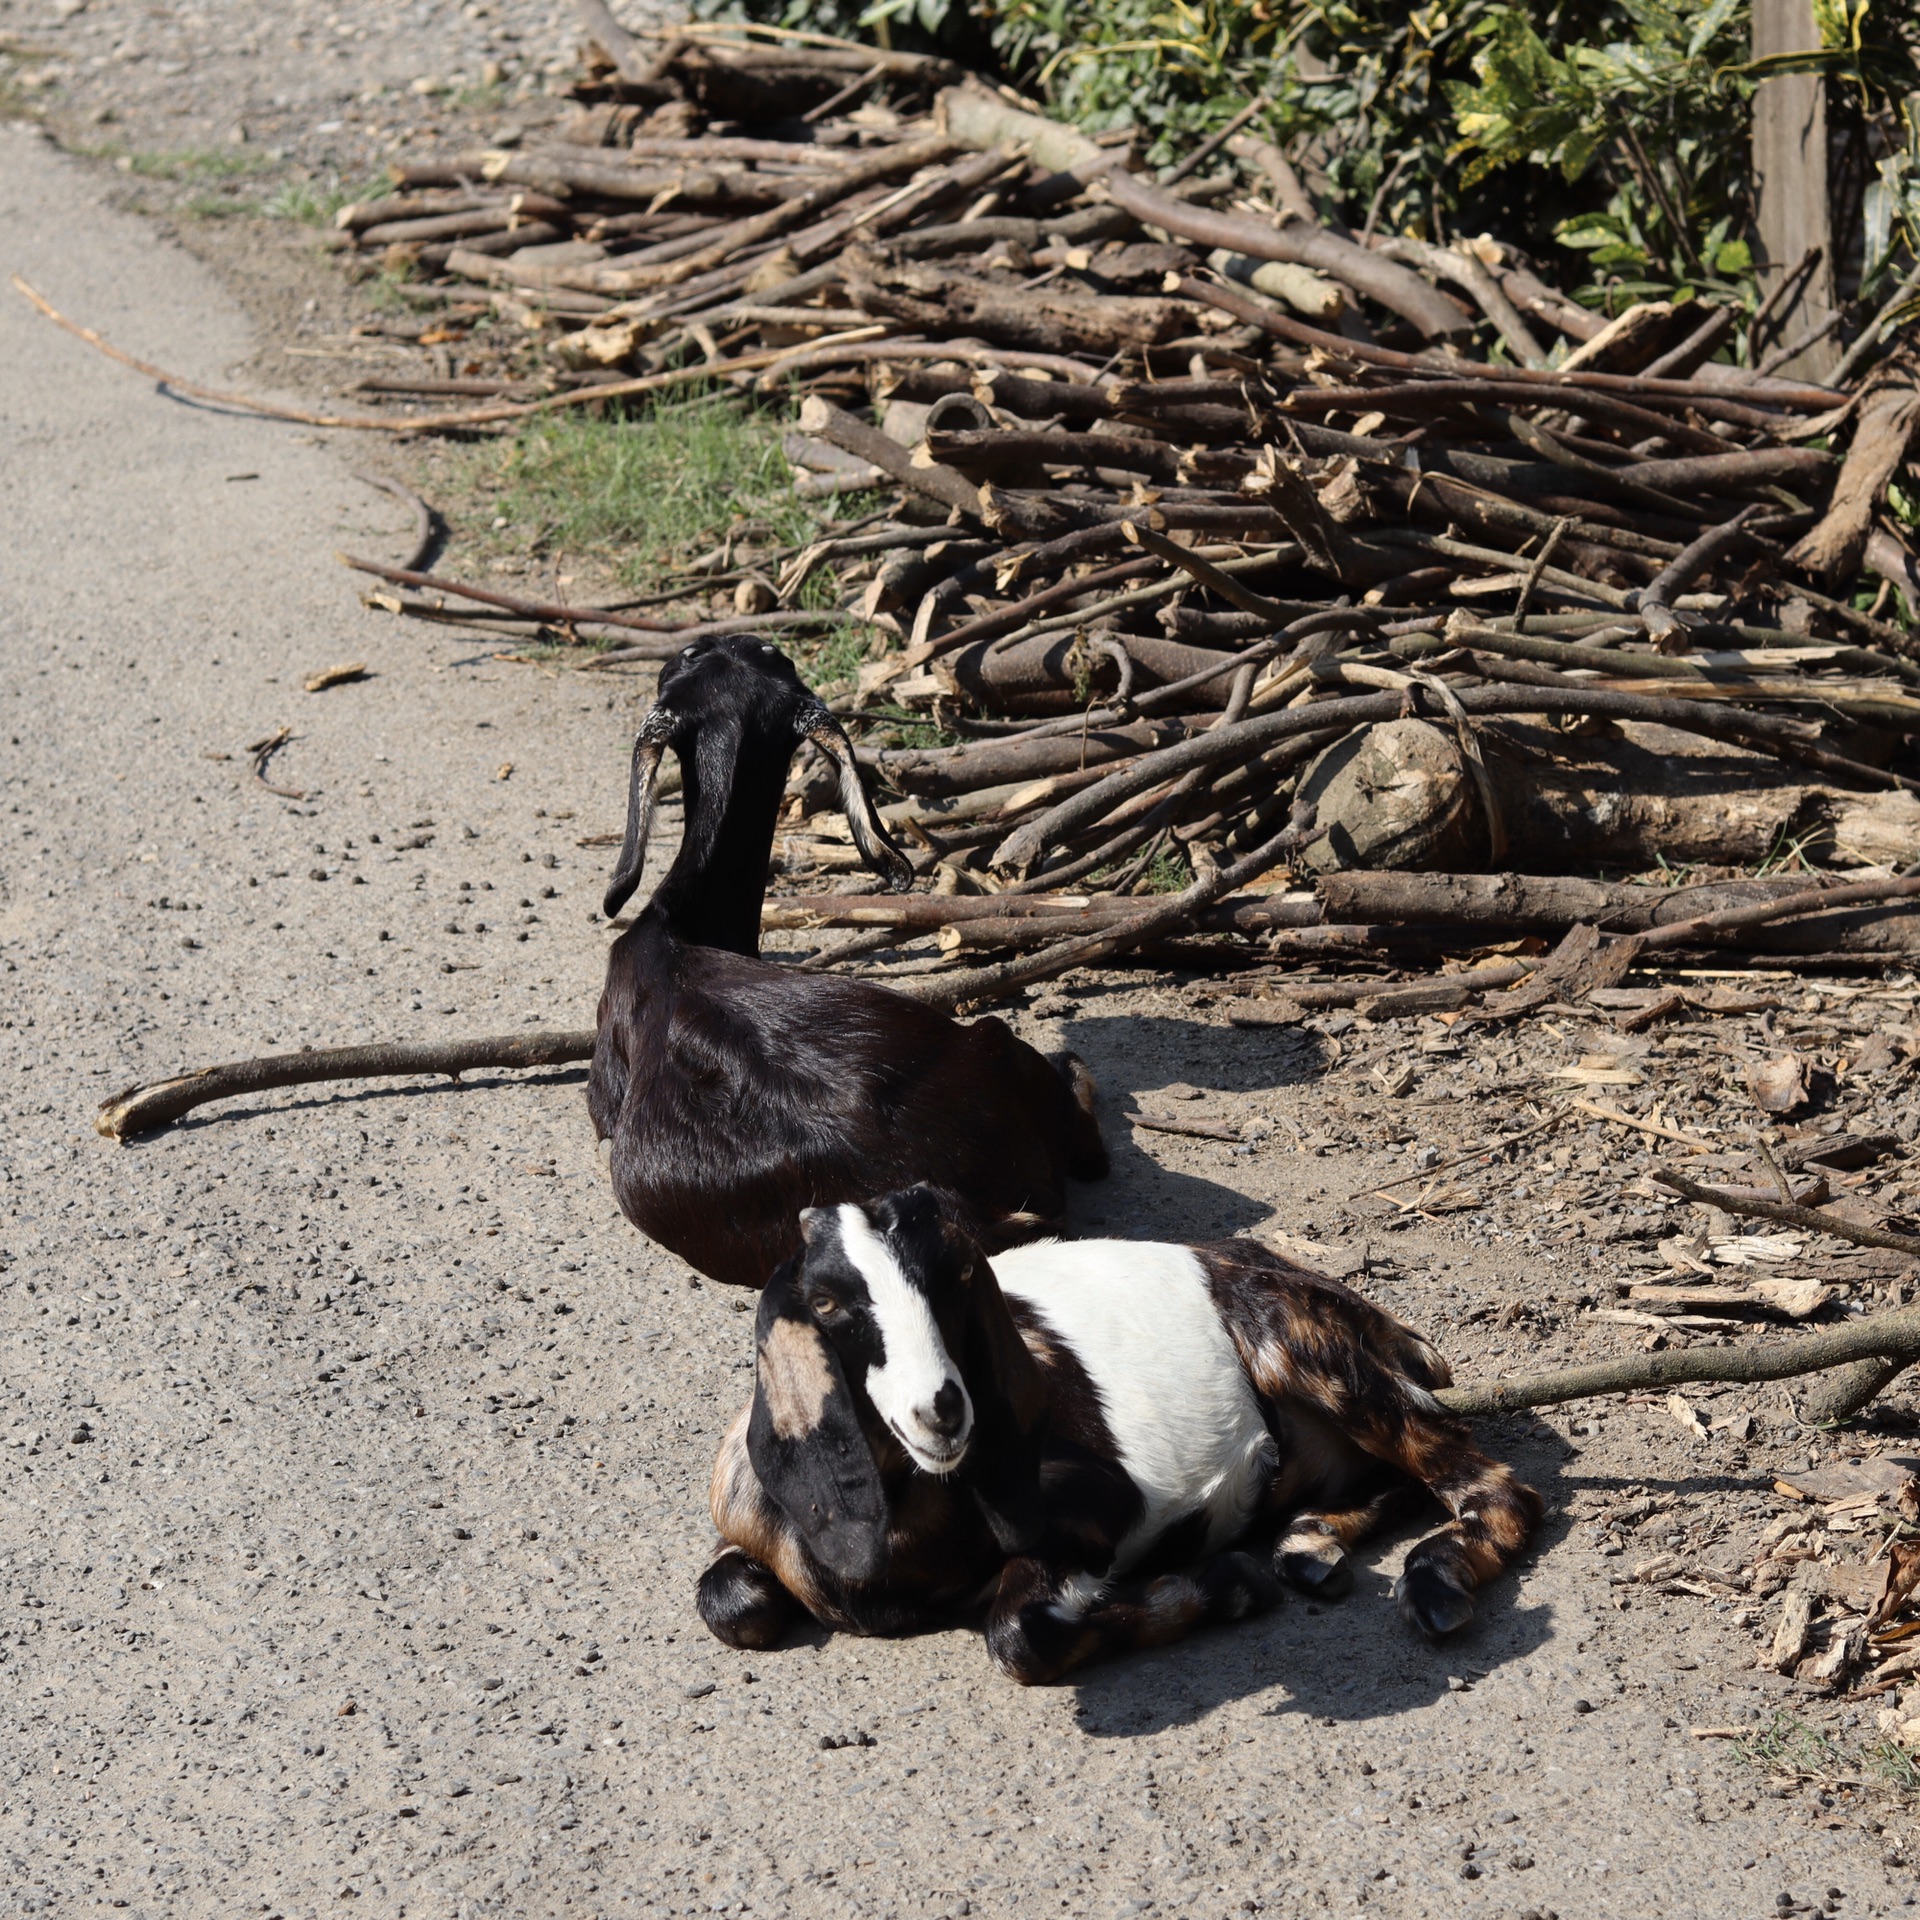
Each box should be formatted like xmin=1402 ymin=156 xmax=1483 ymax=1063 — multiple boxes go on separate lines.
xmin=1277 ymin=1542 xmax=1353 ymax=1599
xmin=1395 ymin=1564 xmax=1474 ymax=1640
xmin=696 ymin=1549 xmax=798 ymax=1650
xmin=1203 ymin=1550 xmax=1285 ymax=1621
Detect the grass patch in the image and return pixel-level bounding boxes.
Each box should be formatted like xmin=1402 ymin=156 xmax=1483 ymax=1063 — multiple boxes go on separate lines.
xmin=1139 ymin=845 xmax=1193 ymax=894
xmin=182 ymin=189 xmax=257 ymax=220
xmin=119 ymin=146 xmax=272 ymax=183
xmin=794 ymin=621 xmax=874 ymax=696
xmin=1734 ymin=1710 xmax=1920 ymax=1794
xmin=266 ymin=172 xmax=388 ymax=227
xmin=478 ymin=387 xmax=876 ymax=590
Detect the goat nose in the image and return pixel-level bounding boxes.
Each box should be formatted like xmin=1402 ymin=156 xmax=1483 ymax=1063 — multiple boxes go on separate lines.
xmin=919 ymin=1380 xmax=967 ymax=1440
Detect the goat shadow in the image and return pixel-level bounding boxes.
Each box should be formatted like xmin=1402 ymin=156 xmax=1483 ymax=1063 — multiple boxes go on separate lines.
xmin=1054 ymin=1007 xmax=1334 ymax=1244
xmin=1065 ymin=1417 xmax=1581 ymax=1740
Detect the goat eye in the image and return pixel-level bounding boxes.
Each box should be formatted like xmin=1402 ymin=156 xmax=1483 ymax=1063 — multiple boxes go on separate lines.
xmin=807 ymin=1295 xmax=840 ymax=1319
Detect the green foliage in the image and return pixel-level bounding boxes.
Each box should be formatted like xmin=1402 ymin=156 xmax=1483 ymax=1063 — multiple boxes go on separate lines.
xmin=709 ymin=0 xmax=1920 ymax=321
xmin=1445 ymin=0 xmax=1758 ymax=302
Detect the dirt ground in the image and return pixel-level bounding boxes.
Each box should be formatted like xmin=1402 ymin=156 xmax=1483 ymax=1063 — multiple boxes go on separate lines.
xmin=4 ymin=6 xmax=1920 ymax=1917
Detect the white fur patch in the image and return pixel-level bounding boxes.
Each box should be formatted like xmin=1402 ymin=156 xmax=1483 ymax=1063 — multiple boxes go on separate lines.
xmin=1048 ymin=1571 xmax=1110 ymax=1622
xmin=836 ymin=1203 xmax=972 ymax=1472
xmin=994 ymin=1240 xmax=1273 ymax=1575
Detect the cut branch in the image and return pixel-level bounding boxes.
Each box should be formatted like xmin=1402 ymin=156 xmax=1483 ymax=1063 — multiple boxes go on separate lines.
xmin=96 ymin=1032 xmax=598 ymax=1141
xmin=1436 ymin=1306 xmax=1920 ymax=1418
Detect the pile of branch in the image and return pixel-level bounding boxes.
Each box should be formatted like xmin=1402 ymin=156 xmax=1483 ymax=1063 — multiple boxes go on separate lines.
xmin=316 ymin=17 xmax=1920 ymax=976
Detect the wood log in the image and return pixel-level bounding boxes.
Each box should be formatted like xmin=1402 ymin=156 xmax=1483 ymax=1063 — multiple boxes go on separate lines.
xmin=844 ymin=251 xmax=1193 ymax=358
xmin=798 ymin=393 xmax=983 ymax=521
xmin=582 ymin=133 xmax=960 ymax=295
xmin=1178 ymin=274 xmax=1841 ymax=411
xmin=98 ymin=1031 xmax=597 ymax=1141
xmin=573 ymin=0 xmax=672 ymax=91
xmin=1279 ymin=379 xmax=1730 ymax=455
xmin=1373 ymin=233 xmax=1549 ymax=366
xmin=990 ymin=683 xmax=1914 ymax=877
xmin=1617 ymin=445 xmax=1836 ymax=495
xmin=877 ymin=721 xmax=1187 ymax=797
xmin=1485 ymin=258 xmax=1605 ymax=341
xmin=336 ymin=193 xmax=500 ymax=232
xmin=1314 ymin=869 xmax=1920 ymax=946
xmin=1788 ymin=358 xmax=1920 ymax=578
xmin=1296 ymin=716 xmax=1920 ymax=881
xmin=924 ymin=426 xmax=1185 ymax=484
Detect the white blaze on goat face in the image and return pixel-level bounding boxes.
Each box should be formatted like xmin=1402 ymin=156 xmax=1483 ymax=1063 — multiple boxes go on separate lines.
xmin=835 ymin=1202 xmax=973 ymax=1473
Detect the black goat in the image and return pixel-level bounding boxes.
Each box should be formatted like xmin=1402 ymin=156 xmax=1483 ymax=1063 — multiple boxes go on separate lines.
xmin=698 ymin=1189 xmax=1542 ymax=1682
xmin=587 ymin=638 xmax=1107 ymax=1289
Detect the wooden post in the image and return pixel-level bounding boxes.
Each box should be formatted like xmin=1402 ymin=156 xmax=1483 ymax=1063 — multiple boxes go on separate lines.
xmin=1750 ymin=0 xmax=1839 ymax=380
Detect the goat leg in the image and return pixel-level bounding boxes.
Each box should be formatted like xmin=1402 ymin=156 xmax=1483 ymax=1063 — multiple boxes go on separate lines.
xmin=95 ymin=1030 xmax=598 ymax=1141
xmin=696 ymin=1547 xmax=803 ymax=1650
xmin=984 ymin=1553 xmax=1283 ymax=1685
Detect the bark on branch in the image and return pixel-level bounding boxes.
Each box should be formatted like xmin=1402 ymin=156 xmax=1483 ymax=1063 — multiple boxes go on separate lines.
xmin=1437 ymin=1307 xmax=1920 ymax=1417
xmin=96 ymin=1032 xmax=598 ymax=1141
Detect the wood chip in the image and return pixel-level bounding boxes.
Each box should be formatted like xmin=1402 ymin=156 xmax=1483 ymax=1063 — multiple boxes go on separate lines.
xmin=1748 ymin=1051 xmax=1812 ymax=1116
xmin=303 ymin=661 xmax=369 ymax=693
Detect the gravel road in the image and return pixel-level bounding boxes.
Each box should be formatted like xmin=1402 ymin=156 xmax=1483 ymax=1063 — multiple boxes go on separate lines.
xmin=2 ymin=21 xmax=1918 ymax=1920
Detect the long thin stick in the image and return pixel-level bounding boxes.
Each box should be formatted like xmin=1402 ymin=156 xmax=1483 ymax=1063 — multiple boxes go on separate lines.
xmin=1344 ymin=1108 xmax=1567 ymax=1199
xmin=11 ymin=276 xmax=805 ymax=434
xmin=342 ymin=553 xmax=694 ymax=634
xmin=96 ymin=1032 xmax=597 ymax=1141
xmin=1437 ymin=1306 xmax=1920 ymax=1417
xmin=351 ymin=471 xmax=438 ymax=574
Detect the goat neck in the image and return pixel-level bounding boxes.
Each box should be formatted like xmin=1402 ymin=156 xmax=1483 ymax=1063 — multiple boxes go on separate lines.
xmin=647 ymin=713 xmax=793 ymax=958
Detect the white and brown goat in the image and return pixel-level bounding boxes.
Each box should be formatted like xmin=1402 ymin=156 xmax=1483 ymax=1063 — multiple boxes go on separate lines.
xmin=699 ymin=1188 xmax=1541 ymax=1682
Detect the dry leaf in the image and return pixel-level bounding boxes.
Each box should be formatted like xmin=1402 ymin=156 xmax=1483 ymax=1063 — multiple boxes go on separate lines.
xmin=1747 ymin=1052 xmax=1811 ymax=1116
xmin=1871 ymin=1541 xmax=1920 ymax=1629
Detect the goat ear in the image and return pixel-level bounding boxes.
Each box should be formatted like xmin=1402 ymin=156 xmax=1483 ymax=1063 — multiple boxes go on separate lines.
xmin=956 ymin=1244 xmax=1048 ymax=1556
xmin=602 ymin=709 xmax=676 ymax=921
xmin=804 ymin=712 xmax=913 ymax=894
xmin=747 ymin=1263 xmax=889 ymax=1584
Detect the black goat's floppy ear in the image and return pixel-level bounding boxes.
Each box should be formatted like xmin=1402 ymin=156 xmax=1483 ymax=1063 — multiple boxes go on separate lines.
xmin=747 ymin=1262 xmax=889 ymax=1585
xmin=953 ymin=1228 xmax=1048 ymax=1556
xmin=602 ymin=707 xmax=677 ymax=921
xmin=803 ymin=709 xmax=913 ymax=894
